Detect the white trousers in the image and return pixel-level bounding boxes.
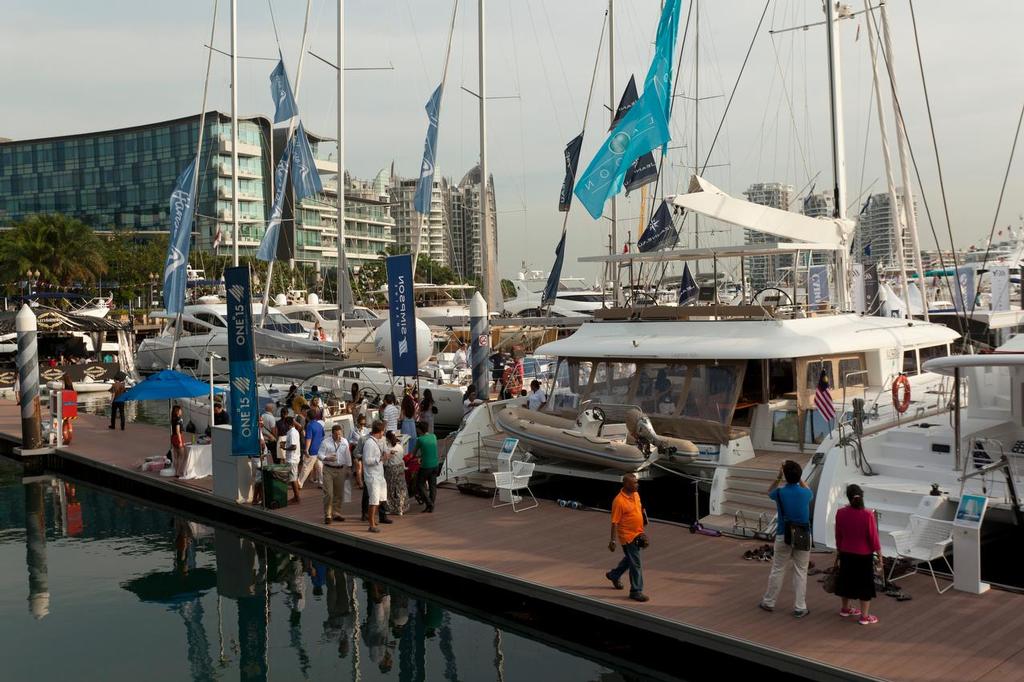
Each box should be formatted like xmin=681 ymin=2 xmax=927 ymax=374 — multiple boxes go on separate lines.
xmin=762 ymin=537 xmax=810 ymax=611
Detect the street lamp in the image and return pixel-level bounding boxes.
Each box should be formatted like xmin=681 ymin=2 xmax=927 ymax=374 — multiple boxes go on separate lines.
xmin=148 ymin=272 xmax=158 ymax=309
xmin=25 ymin=269 xmax=40 ymax=298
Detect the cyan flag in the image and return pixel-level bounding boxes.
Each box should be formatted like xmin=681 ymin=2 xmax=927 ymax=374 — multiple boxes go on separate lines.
xmin=573 ymin=0 xmax=681 ymax=219
xmin=542 ymin=229 xmax=567 ymax=307
xmin=270 ymin=58 xmax=298 ymax=124
xmin=162 ymin=158 xmax=197 ymax=315
xmin=291 ymin=122 xmax=323 ymax=200
xmin=256 ymin=142 xmax=293 ymax=262
xmin=414 ymin=84 xmax=443 ymax=214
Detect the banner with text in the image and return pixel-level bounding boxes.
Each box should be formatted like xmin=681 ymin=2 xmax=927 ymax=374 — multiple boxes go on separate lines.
xmin=225 ymin=267 xmax=259 ymax=456
xmin=385 ymin=255 xmax=419 ymax=376
xmin=808 ymin=265 xmax=830 ymax=306
xmin=991 ymin=266 xmax=1010 ymax=312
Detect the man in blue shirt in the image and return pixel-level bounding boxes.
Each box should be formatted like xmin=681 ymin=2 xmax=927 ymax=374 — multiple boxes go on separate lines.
xmin=758 ymin=459 xmax=814 ymax=617
xmin=299 ymin=409 xmax=326 ymax=489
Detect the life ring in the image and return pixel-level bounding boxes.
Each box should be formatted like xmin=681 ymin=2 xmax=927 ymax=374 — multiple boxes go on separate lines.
xmin=62 ymin=418 xmax=75 ymax=445
xmin=892 ymin=375 xmax=911 ymax=414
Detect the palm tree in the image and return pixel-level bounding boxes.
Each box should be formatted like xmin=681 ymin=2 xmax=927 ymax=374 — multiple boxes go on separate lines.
xmin=0 ymin=214 xmax=107 ymax=287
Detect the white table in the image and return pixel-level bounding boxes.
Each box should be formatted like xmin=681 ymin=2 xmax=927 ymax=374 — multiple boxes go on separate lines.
xmin=182 ymin=443 xmax=213 ymax=480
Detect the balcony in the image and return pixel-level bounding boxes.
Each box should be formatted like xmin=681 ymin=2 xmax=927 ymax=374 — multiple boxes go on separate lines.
xmin=217 ymin=210 xmax=262 ymax=223
xmin=217 ymin=136 xmax=262 ymax=157
xmin=217 ymin=185 xmax=261 ymax=201
xmin=216 ymin=162 xmax=261 ymax=179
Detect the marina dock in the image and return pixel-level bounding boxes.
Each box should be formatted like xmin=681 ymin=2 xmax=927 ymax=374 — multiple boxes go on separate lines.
xmin=2 ymin=404 xmax=1023 ymax=682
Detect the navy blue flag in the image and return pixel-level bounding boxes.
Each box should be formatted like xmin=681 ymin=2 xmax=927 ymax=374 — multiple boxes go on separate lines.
xmin=809 ymin=264 xmax=830 ymax=305
xmin=637 ymin=200 xmax=678 ymax=252
xmin=542 ymin=229 xmax=567 ymax=307
xmin=558 ymin=134 xmax=583 ymax=212
xmin=291 ymin=122 xmax=324 ymax=200
xmin=256 ymin=142 xmax=293 ymax=262
xmin=224 ymin=267 xmax=259 ymax=456
xmin=414 ymin=84 xmax=443 ymax=214
xmin=678 ymin=263 xmax=698 ymax=305
xmin=574 ymin=0 xmax=681 ymax=219
xmin=610 ymin=76 xmax=640 ymax=129
xmin=385 ymin=254 xmax=419 ymax=376
xmin=162 ymin=158 xmax=197 ymax=315
xmin=270 ymin=58 xmax=298 ymax=124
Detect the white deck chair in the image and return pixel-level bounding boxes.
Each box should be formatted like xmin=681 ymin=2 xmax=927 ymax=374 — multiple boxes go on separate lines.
xmin=492 ymin=461 xmax=539 ymax=512
xmin=887 ymin=514 xmax=955 ymax=594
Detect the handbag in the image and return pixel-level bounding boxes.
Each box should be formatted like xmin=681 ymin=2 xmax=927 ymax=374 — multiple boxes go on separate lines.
xmin=784 ymin=522 xmax=812 ymax=551
xmin=635 ymin=533 xmax=650 ymax=549
xmin=822 ymin=571 xmax=837 ymax=594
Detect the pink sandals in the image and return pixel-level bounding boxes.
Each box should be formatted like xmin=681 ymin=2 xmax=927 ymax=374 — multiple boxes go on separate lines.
xmin=839 ymin=607 xmax=862 ymax=618
xmin=858 ymin=615 xmax=879 ymax=625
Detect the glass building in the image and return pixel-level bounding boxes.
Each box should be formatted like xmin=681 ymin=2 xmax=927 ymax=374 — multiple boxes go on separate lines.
xmin=0 ymin=112 xmax=394 ymax=267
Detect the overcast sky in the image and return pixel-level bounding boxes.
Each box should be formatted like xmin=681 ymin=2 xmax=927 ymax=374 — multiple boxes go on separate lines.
xmin=3 ymin=1 xmax=1023 ymax=281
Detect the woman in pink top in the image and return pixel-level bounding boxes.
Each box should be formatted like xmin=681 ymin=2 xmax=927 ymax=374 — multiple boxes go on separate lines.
xmin=834 ymin=484 xmax=882 ymax=625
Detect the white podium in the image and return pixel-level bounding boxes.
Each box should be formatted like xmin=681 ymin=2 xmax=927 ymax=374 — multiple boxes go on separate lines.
xmin=952 ymin=494 xmax=990 ymax=594
xmin=211 ymin=424 xmax=257 ymax=503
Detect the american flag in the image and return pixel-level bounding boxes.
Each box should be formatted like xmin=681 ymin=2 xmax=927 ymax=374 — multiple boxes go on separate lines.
xmin=814 ymin=370 xmax=835 ymax=422
xmin=212 ymin=226 xmax=223 ymax=250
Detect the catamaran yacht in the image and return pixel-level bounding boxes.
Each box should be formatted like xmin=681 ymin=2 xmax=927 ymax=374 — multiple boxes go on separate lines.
xmin=136 ymin=299 xmax=334 ymax=378
xmin=443 ymin=177 xmax=961 ymax=537
xmin=503 ymin=270 xmax=606 ymax=317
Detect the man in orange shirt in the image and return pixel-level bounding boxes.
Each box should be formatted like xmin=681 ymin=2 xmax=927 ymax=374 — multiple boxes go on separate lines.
xmin=606 ymin=473 xmax=649 ymax=602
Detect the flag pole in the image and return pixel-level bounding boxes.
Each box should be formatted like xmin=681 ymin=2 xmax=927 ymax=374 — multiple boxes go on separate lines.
xmin=336 ymin=0 xmax=346 ymax=352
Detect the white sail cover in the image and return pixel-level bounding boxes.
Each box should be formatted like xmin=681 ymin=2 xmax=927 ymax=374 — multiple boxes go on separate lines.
xmin=669 ymin=175 xmax=855 ymax=246
xmin=253 ymin=328 xmax=342 ymax=360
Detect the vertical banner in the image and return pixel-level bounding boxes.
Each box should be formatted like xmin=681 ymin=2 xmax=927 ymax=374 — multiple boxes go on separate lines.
xmin=414 ymin=84 xmax=443 ymax=214
xmin=542 ymin=229 xmax=567 ymax=307
xmin=990 ymin=266 xmax=1010 ymax=312
xmin=385 ymin=255 xmax=419 ymax=376
xmin=225 ymin=267 xmax=259 ymax=456
xmin=952 ymin=266 xmax=976 ymax=312
xmin=808 ymin=265 xmax=830 ymax=306
xmin=163 ymin=158 xmax=198 ymax=315
xmin=851 ymin=263 xmax=865 ymax=314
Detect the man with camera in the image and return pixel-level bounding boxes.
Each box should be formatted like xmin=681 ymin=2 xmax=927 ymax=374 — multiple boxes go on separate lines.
xmin=605 ymin=473 xmax=650 ymax=602
xmin=759 ymin=459 xmax=814 ymax=617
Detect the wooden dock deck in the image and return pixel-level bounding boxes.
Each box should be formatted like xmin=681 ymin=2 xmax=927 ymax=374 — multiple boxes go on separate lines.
xmin=2 ymin=403 xmax=1023 ymax=682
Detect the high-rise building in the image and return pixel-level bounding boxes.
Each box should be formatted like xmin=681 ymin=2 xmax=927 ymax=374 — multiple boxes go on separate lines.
xmin=448 ymin=165 xmax=497 ymax=282
xmin=742 ymin=182 xmax=794 ymax=290
xmin=389 ymin=173 xmax=449 ymax=267
xmin=800 ymin=191 xmax=834 ymax=219
xmin=0 ymin=112 xmax=396 ymax=271
xmin=855 ymin=189 xmax=916 ymax=272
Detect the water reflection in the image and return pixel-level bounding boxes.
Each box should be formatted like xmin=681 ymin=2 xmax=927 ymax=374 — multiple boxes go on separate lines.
xmin=0 ymin=460 xmax=635 ymax=681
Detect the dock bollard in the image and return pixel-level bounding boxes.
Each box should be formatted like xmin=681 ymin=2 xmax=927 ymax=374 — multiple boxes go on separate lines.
xmin=15 ymin=305 xmax=42 ymax=450
xmin=470 ymin=292 xmax=490 ymax=399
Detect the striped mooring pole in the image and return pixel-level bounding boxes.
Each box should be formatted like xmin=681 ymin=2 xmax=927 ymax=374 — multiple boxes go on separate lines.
xmin=470 ymin=292 xmax=490 ymax=399
xmin=16 ymin=305 xmax=42 ymax=450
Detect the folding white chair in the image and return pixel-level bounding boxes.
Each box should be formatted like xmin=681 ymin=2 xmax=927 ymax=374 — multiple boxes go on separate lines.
xmin=492 ymin=461 xmax=539 ymax=512
xmin=888 ymin=514 xmax=955 ymax=594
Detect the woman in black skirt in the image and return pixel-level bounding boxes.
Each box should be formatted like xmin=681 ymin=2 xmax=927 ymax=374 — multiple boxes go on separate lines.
xmin=834 ymin=484 xmax=882 ymax=625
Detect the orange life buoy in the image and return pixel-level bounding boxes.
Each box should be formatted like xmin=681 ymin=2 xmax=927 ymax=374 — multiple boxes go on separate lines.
xmin=892 ymin=375 xmax=911 ymax=414
xmin=62 ymin=418 xmax=74 ymax=445
xmin=501 ymin=362 xmax=524 ymax=397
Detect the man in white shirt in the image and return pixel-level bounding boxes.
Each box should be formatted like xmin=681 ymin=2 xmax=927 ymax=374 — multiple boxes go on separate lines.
xmin=261 ymin=403 xmax=278 ymax=461
xmin=527 ymin=380 xmax=548 ymax=411
xmin=318 ymin=424 xmax=350 ymax=524
xmin=282 ymin=416 xmax=303 ymax=504
xmin=361 ymin=420 xmax=389 ymax=533
xmin=381 ymin=394 xmax=400 ymax=434
xmin=453 ymin=344 xmax=468 ymax=370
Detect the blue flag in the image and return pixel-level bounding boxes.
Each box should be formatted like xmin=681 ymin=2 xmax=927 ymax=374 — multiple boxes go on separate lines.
xmin=542 ymin=229 xmax=567 ymax=307
xmin=291 ymin=122 xmax=323 ymax=200
xmin=162 ymin=158 xmax=197 ymax=315
xmin=574 ymin=0 xmax=681 ymax=219
xmin=385 ymin=255 xmax=419 ymax=376
xmin=224 ymin=267 xmax=259 ymax=456
xmin=678 ymin=263 xmax=698 ymax=306
xmin=270 ymin=58 xmax=298 ymax=124
xmin=637 ymin=200 xmax=677 ymax=252
xmin=809 ymin=265 xmax=830 ymax=305
xmin=414 ymin=84 xmax=443 ymax=214
xmin=256 ymin=142 xmax=293 ymax=262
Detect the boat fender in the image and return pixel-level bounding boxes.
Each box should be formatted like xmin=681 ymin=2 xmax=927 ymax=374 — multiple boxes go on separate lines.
xmin=892 ymin=374 xmax=911 ymax=414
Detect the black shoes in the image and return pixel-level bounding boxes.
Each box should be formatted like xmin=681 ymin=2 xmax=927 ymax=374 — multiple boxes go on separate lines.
xmin=629 ymin=593 xmax=650 ymax=602
xmin=605 ymin=571 xmax=624 ymax=590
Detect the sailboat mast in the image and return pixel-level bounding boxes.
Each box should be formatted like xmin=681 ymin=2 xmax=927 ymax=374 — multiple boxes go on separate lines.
xmin=231 ymin=0 xmax=240 ymax=267
xmin=824 ymin=0 xmax=849 ymax=310
xmin=608 ymin=0 xmax=620 ymax=305
xmin=879 ymin=1 xmax=929 ymax=320
xmin=336 ymin=0 xmax=346 ymax=350
xmin=693 ymin=0 xmax=700 ymax=276
xmin=478 ymin=0 xmax=500 ymax=311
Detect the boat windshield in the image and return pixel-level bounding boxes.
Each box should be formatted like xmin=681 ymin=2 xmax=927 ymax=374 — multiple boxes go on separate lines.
xmin=548 ymin=358 xmax=746 ymax=439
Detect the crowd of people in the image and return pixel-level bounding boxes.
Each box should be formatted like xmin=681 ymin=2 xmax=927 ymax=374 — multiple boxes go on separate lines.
xmin=252 ymin=385 xmax=442 ymax=533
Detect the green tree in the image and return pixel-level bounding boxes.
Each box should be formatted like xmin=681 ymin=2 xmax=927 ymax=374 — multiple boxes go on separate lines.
xmin=99 ymin=232 xmax=168 ymax=307
xmin=0 ymin=214 xmax=107 ymax=288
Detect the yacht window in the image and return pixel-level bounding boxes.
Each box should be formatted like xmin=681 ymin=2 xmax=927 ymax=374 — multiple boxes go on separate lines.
xmin=768 ymin=359 xmax=795 ymax=398
xmin=588 ymin=362 xmax=637 ymax=406
xmin=680 ymin=363 xmax=743 ymax=424
xmin=194 ymin=313 xmax=226 ymax=328
xmin=838 ymin=357 xmax=866 ymax=387
xmin=318 ymin=309 xmax=339 ymax=320
xmin=181 ymin=320 xmax=209 ymax=335
xmin=902 ymin=349 xmax=918 ymax=376
xmin=918 ymin=344 xmax=948 ymax=368
xmin=549 ymin=359 xmax=592 ymax=413
xmin=771 ymin=410 xmax=800 ymax=443
xmin=805 ymin=409 xmax=832 ymax=444
xmin=805 ymin=360 xmax=834 ymax=390
xmin=635 ymin=363 xmax=688 ymax=414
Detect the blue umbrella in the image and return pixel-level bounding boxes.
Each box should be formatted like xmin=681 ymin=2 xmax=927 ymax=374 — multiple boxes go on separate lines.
xmin=114 ymin=369 xmax=225 ymax=403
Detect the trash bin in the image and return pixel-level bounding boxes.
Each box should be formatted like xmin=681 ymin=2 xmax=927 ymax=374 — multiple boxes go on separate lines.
xmin=263 ymin=464 xmax=290 ymax=510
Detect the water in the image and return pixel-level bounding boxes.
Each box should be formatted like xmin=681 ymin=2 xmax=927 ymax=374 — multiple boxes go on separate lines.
xmin=0 ymin=458 xmax=651 ymax=682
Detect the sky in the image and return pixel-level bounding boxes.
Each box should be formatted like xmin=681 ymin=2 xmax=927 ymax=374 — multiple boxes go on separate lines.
xmin=3 ymin=0 xmax=1023 ymax=282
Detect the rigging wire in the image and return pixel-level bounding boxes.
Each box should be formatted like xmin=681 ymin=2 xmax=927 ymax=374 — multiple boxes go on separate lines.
xmin=968 ymin=97 xmax=1024 ymax=318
